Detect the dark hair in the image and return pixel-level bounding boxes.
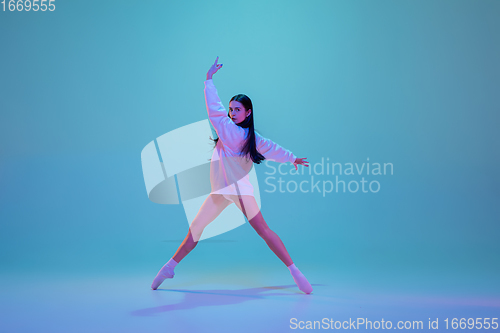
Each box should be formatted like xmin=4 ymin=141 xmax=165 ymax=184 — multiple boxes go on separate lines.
xmin=211 ymin=94 xmax=265 ymax=164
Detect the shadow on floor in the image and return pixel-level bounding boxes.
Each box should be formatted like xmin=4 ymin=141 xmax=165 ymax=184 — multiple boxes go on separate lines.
xmin=131 ymin=284 xmax=322 ymax=316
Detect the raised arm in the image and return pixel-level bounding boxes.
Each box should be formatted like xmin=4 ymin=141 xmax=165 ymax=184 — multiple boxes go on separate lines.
xmin=206 ymin=56 xmax=222 ymax=81
xmin=204 ymin=57 xmax=246 ymax=149
xmin=204 ymin=79 xmax=230 ymax=133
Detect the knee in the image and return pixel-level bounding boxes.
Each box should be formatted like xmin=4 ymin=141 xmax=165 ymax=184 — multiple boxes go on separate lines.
xmin=257 ymin=227 xmax=272 ymax=240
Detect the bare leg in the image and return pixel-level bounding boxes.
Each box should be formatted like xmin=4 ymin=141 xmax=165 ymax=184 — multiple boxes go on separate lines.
xmin=172 ymin=229 xmax=197 ymax=264
xmin=249 ymin=211 xmax=293 ymax=267
xmin=230 ymin=195 xmax=293 ymax=266
xmin=230 ymin=194 xmax=313 ymax=294
xmin=151 ymin=194 xmax=231 ymax=290
xmin=172 ymin=194 xmax=231 ymax=263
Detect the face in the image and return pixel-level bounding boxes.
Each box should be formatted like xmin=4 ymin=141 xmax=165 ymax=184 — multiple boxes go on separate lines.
xmin=229 ymin=100 xmax=251 ymax=124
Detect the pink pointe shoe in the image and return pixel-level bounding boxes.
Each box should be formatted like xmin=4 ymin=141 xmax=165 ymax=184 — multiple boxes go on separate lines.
xmin=151 ymin=265 xmax=175 ymax=290
xmin=288 ymin=263 xmax=313 ymax=294
xmin=292 ymin=270 xmax=313 ymax=294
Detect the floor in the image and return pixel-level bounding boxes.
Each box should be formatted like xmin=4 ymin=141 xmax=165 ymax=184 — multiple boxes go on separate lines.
xmin=1 ymin=265 xmax=499 ymax=333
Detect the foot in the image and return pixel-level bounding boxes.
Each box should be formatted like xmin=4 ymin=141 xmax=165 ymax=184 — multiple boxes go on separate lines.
xmin=151 ymin=264 xmax=175 ymax=290
xmin=288 ymin=264 xmax=313 ymax=294
xmin=291 ymin=270 xmax=313 ymax=294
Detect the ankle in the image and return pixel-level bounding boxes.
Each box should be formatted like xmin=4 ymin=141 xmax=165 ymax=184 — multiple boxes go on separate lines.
xmin=167 ymin=258 xmax=178 ymax=268
xmin=287 ymin=263 xmax=299 ymax=273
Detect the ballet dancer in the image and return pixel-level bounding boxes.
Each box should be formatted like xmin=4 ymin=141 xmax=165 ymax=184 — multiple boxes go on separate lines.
xmin=151 ymin=57 xmax=313 ymax=294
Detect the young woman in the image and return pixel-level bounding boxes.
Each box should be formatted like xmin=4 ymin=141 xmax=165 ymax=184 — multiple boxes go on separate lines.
xmin=151 ymin=57 xmax=313 ymax=294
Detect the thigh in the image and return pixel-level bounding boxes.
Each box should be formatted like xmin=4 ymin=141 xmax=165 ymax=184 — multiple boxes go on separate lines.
xmin=228 ymin=195 xmax=262 ymax=223
xmin=190 ymin=194 xmax=232 ymax=231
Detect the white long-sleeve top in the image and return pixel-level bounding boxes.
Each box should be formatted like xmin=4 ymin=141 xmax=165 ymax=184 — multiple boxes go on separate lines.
xmin=204 ymin=79 xmax=296 ymax=196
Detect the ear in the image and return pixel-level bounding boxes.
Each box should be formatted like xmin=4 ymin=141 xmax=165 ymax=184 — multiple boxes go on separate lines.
xmin=246 ymin=109 xmax=252 ymax=118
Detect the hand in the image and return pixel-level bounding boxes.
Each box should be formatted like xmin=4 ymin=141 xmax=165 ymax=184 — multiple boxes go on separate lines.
xmin=293 ymin=157 xmax=309 ymax=171
xmin=207 ymin=56 xmax=223 ymax=80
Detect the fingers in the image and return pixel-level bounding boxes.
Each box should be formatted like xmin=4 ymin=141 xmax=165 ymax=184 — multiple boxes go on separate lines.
xmin=214 ymin=56 xmax=219 ymax=65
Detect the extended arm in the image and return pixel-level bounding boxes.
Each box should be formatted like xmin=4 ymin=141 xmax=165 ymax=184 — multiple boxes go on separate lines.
xmin=256 ymin=132 xmax=296 ymax=163
xmin=256 ymin=133 xmax=309 ymax=170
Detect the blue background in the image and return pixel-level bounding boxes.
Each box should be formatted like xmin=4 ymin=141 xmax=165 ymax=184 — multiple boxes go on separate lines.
xmin=1 ymin=0 xmax=499 ymax=332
